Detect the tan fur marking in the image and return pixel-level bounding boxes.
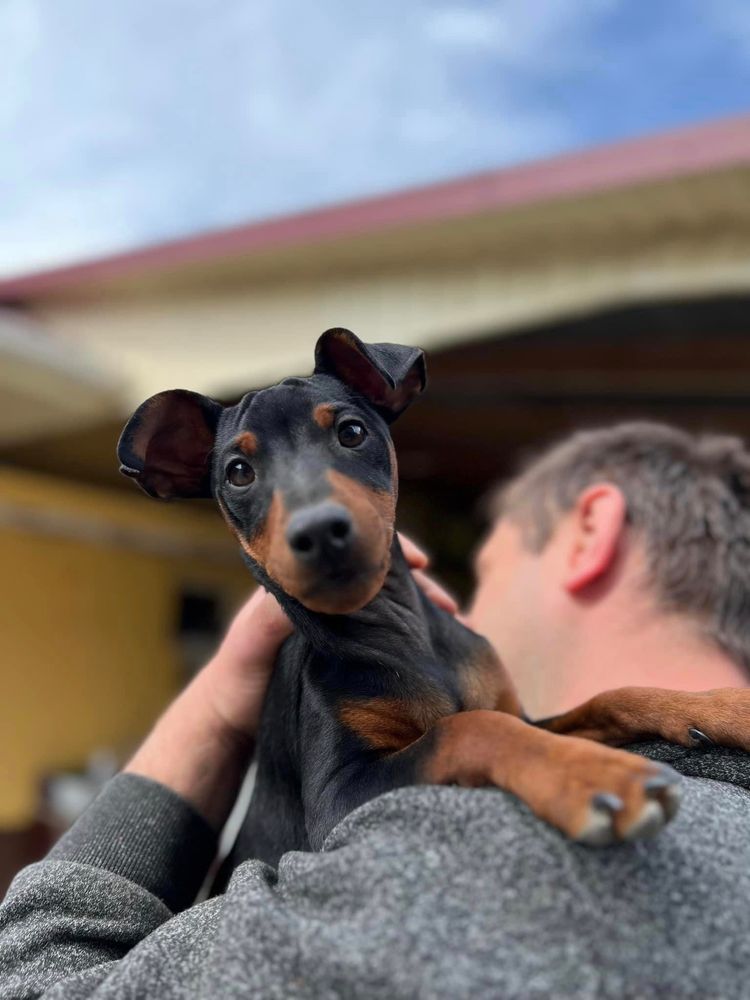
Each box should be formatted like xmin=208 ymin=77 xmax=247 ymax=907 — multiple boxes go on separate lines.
xmin=236 ymin=431 xmax=258 ymax=456
xmin=313 ymin=403 xmax=336 ymax=430
xmin=340 ymin=693 xmax=453 ymax=752
xmin=460 ymin=641 xmax=523 ymax=717
xmin=217 ymin=469 xmax=397 ymax=615
xmin=312 ymin=468 xmax=395 ymax=612
xmin=222 ymin=490 xmax=313 ymax=599
xmin=237 ymin=491 xmax=285 ymax=566
xmin=218 ymin=490 xmax=317 ymax=597
xmin=328 ymin=468 xmax=395 ymax=541
xmin=423 ymin=710 xmax=663 ymax=840
xmin=236 ymin=491 xmax=317 ymax=598
xmin=340 ymin=698 xmax=424 ymax=751
xmin=541 ymin=686 xmax=750 ymax=750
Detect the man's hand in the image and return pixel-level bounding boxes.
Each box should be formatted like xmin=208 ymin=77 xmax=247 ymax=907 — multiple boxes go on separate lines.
xmin=399 ymin=534 xmax=459 ymax=616
xmin=126 ymin=534 xmax=456 ymax=830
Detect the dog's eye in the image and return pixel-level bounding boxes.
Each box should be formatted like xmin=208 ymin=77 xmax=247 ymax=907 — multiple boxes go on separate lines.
xmin=226 ymin=460 xmax=255 ymax=487
xmin=338 ymin=421 xmax=367 ymax=448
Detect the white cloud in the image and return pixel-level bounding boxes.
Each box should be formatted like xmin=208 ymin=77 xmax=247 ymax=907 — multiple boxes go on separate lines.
xmin=426 ymin=0 xmax=616 ymax=66
xmin=0 ymin=0 xmax=619 ymax=277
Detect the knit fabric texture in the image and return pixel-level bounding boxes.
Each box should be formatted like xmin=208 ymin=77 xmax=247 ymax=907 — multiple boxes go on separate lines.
xmin=1 ymin=741 xmax=749 ymax=998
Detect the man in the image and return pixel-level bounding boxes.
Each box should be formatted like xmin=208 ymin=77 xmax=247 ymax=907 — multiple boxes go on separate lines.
xmin=470 ymin=421 xmax=750 ymax=718
xmin=2 ymin=420 xmax=750 ymax=999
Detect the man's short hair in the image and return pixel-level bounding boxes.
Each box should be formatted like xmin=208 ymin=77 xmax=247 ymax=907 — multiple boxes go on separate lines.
xmin=496 ymin=421 xmax=750 ymax=669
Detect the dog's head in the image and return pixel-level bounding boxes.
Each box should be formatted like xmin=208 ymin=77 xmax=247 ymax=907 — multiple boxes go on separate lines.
xmin=118 ymin=329 xmax=426 ymax=614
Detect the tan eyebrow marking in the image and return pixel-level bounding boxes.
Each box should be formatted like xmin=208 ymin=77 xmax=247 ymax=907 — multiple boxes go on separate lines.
xmin=313 ymin=403 xmax=336 ymax=430
xmin=235 ymin=431 xmax=258 ymax=456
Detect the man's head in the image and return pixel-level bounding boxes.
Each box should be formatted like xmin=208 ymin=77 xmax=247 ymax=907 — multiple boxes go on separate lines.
xmin=118 ymin=329 xmax=425 ymax=615
xmin=468 ymin=422 xmax=750 ymax=715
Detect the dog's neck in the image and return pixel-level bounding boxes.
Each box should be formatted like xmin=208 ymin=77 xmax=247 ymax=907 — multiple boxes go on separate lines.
xmin=257 ymin=536 xmax=434 ymax=672
xmin=321 ymin=537 xmax=434 ymax=669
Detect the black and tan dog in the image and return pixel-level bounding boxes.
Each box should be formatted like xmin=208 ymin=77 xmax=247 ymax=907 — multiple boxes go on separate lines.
xmin=119 ymin=329 xmax=750 ymax=876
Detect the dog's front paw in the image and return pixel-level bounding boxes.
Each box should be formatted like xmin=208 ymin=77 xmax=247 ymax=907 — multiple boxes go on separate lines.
xmin=533 ymin=739 xmax=682 ymax=846
xmin=677 ymin=688 xmax=750 ymax=752
xmin=575 ymin=763 xmax=682 ymax=845
xmin=638 ymin=688 xmax=750 ymax=752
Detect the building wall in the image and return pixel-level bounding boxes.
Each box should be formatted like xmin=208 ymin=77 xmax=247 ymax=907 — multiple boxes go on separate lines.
xmin=0 ymin=468 xmax=250 ymax=828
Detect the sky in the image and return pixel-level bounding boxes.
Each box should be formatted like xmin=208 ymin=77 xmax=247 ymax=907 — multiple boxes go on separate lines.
xmin=2 ymin=0 xmax=750 ymax=278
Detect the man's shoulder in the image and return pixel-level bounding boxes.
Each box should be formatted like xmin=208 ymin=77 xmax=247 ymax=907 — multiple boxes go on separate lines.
xmin=319 ymin=741 xmax=750 ymax=915
xmin=626 ymin=738 xmax=750 ymax=790
xmin=311 ymin=744 xmax=750 ymax=997
xmin=326 ymin=740 xmax=750 ymax=852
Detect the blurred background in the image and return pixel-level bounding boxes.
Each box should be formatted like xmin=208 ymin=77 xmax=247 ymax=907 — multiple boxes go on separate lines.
xmin=3 ymin=0 xmax=750 ymax=893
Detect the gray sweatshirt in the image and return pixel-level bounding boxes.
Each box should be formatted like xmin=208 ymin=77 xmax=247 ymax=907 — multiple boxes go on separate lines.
xmin=1 ymin=740 xmax=749 ymax=999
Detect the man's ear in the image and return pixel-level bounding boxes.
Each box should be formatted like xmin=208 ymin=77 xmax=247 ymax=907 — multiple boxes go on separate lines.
xmin=314 ymin=328 xmax=426 ymax=421
xmin=117 ymin=389 xmax=224 ymax=499
xmin=564 ymin=484 xmax=627 ymax=593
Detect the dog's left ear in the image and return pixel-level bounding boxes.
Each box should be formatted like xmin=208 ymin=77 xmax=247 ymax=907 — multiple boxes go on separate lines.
xmin=117 ymin=389 xmax=224 ymax=499
xmin=314 ymin=328 xmax=426 ymax=422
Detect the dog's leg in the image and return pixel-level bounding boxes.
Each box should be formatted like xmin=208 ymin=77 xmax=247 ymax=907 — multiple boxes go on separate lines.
xmin=309 ymin=710 xmax=680 ymax=848
xmin=537 ymin=687 xmax=750 ymax=751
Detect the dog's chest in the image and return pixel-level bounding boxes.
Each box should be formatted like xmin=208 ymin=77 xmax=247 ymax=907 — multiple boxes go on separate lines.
xmin=334 ymin=641 xmax=506 ymax=753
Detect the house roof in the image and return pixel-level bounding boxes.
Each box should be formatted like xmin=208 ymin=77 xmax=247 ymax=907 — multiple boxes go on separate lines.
xmin=2 ymin=113 xmax=750 ymax=301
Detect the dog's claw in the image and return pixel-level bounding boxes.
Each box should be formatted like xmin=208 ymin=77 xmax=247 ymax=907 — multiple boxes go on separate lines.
xmin=688 ymin=727 xmax=715 ymax=748
xmin=645 ymin=766 xmax=682 ymax=820
xmin=592 ymin=792 xmax=624 ymax=813
xmin=645 ymin=764 xmax=680 ymax=793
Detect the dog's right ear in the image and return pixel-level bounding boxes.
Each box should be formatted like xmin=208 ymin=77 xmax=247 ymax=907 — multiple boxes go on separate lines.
xmin=117 ymin=389 xmax=224 ymax=499
xmin=314 ymin=328 xmax=426 ymax=422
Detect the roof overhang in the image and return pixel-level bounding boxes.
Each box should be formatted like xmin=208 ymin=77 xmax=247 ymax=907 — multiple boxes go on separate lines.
xmin=1 ymin=114 xmax=750 ymax=301
xmin=0 ymin=310 xmax=123 ymax=445
xmin=2 ymin=114 xmax=750 ymax=420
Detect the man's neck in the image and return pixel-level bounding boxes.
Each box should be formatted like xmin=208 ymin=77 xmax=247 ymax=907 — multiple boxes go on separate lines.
xmin=546 ymin=612 xmax=749 ymax=717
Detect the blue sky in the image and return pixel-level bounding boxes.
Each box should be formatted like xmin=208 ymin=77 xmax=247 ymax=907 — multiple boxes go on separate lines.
xmin=2 ymin=0 xmax=750 ymax=277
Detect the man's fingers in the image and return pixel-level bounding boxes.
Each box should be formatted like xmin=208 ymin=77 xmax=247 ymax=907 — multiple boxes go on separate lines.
xmin=219 ymin=588 xmax=294 ymax=673
xmin=250 ymin=589 xmax=295 ymax=644
xmin=411 ymin=568 xmax=459 ymax=615
xmin=397 ymin=533 xmax=459 ymax=614
xmin=398 ymin=533 xmax=429 ymax=570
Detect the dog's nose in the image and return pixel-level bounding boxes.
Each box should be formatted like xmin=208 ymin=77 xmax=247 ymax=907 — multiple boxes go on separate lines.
xmin=286 ymin=504 xmax=354 ymax=563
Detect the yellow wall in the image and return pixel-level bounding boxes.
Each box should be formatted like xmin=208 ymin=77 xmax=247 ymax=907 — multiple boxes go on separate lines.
xmin=0 ymin=468 xmax=250 ymax=828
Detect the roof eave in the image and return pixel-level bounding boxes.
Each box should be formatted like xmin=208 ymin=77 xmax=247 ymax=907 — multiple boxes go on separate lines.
xmin=2 ymin=113 xmax=750 ymax=301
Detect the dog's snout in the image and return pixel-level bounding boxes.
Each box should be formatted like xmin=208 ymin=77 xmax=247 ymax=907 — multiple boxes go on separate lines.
xmin=287 ymin=504 xmax=354 ymax=562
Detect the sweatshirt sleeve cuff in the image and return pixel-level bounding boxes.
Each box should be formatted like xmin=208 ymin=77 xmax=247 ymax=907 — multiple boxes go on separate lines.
xmin=47 ymin=772 xmax=218 ymax=912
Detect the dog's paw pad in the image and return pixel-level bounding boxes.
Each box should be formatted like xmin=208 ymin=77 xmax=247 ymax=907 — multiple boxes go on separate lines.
xmin=645 ymin=767 xmax=682 ymax=820
xmin=576 ymin=793 xmax=625 ymax=846
xmin=623 ymin=799 xmax=665 ymax=841
xmin=576 ymin=805 xmax=616 ymax=846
